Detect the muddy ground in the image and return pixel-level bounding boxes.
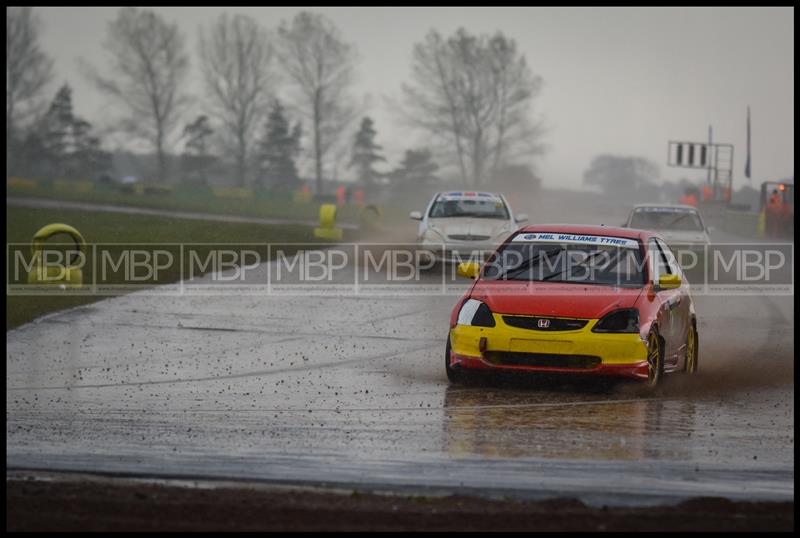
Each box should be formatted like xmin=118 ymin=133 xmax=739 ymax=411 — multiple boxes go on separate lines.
xmin=6 ymin=473 xmax=794 ymax=531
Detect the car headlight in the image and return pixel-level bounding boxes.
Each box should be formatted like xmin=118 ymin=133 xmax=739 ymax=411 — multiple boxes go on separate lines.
xmin=494 ymin=227 xmax=512 ymax=240
xmin=423 ymin=228 xmax=445 ymax=242
xmin=592 ymin=308 xmax=639 ymax=333
xmin=457 ymin=299 xmax=496 ymax=327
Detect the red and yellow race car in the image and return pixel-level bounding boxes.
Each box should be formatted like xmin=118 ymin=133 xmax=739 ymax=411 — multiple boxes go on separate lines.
xmin=446 ymin=225 xmax=698 ymax=388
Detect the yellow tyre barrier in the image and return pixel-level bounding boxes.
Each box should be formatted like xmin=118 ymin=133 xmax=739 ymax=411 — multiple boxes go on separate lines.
xmin=7 ymin=177 xmax=39 ymax=189
xmin=756 ymin=210 xmax=766 ymax=238
xmin=314 ymin=203 xmax=343 ymax=240
xmin=54 ymin=179 xmax=94 ymax=193
xmin=27 ymin=223 xmax=86 ymax=288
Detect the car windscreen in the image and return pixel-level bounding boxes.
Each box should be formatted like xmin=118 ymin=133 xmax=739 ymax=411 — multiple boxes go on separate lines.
xmin=428 ymin=198 xmax=509 ymax=219
xmin=628 ymin=208 xmax=704 ymax=231
xmin=482 ymin=235 xmax=646 ymax=287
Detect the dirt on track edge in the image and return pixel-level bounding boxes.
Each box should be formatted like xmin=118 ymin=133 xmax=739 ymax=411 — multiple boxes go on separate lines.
xmin=6 ymin=473 xmax=794 ymax=532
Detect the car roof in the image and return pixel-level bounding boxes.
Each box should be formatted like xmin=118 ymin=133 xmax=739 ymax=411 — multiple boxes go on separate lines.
xmin=516 ymin=224 xmax=656 ymax=242
xmin=631 ymin=203 xmax=698 ymax=211
xmin=435 ymin=191 xmax=504 ymax=200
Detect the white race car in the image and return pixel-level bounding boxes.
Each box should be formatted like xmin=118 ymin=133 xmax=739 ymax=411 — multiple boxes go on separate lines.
xmin=410 ymin=191 xmax=527 ymax=264
xmin=623 ymin=204 xmax=712 ymax=248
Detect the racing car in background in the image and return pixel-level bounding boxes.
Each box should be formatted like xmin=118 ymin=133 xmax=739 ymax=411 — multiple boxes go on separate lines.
xmin=623 ymin=204 xmax=711 ymax=248
xmin=446 ymin=225 xmax=699 ymax=388
xmin=410 ymin=191 xmax=527 ymax=265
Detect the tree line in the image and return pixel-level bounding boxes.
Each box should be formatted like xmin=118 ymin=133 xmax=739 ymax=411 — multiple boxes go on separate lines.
xmin=6 ymin=7 xmax=546 ymax=194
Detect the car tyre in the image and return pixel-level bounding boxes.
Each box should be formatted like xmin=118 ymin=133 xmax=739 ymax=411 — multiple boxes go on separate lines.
xmin=684 ymin=322 xmax=699 ymax=375
xmin=645 ymin=329 xmax=664 ymax=390
xmin=445 ymin=335 xmax=465 ymax=383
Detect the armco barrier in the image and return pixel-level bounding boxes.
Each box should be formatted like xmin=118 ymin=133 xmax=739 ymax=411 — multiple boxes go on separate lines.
xmin=293 ymin=190 xmax=313 ymax=204
xmin=213 ymin=187 xmax=254 ymax=199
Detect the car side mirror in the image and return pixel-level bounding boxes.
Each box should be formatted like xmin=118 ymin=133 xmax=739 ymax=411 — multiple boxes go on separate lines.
xmin=409 ymin=211 xmax=423 ymax=221
xmin=657 ymin=274 xmax=682 ymax=290
xmin=457 ymin=261 xmax=481 ymax=279
xmin=706 ymin=226 xmax=714 ymax=234
xmin=514 ymin=213 xmax=528 ymax=223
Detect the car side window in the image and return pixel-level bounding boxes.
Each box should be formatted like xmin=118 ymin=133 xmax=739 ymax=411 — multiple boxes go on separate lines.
xmin=503 ymin=198 xmax=513 ymax=218
xmin=656 ymin=239 xmax=682 ymax=277
xmin=648 ymin=238 xmax=670 ymax=282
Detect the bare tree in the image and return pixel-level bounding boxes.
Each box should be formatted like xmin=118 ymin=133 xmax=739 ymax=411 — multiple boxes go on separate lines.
xmin=83 ymin=8 xmax=189 ymax=182
xmin=181 ymin=115 xmax=215 ymax=186
xmin=402 ymin=28 xmax=544 ymax=187
xmin=199 ymin=14 xmax=274 ymax=187
xmin=487 ymin=34 xmax=545 ymax=180
xmin=276 ymin=11 xmax=358 ymax=195
xmin=6 ymin=7 xmax=53 ymax=142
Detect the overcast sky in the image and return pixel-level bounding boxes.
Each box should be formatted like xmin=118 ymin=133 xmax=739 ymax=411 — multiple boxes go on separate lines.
xmin=36 ymin=6 xmax=794 ymax=189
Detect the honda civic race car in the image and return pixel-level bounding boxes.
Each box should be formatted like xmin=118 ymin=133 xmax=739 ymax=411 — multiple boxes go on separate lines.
xmin=446 ymin=225 xmax=699 ymax=388
xmin=410 ymin=191 xmax=528 ymax=265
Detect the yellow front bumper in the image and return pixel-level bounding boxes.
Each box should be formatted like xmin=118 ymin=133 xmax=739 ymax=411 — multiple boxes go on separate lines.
xmin=450 ymin=314 xmax=648 ymax=369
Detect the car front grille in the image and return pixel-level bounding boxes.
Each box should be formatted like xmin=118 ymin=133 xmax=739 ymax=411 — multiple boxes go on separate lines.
xmin=447 ymin=234 xmax=491 ymax=241
xmin=502 ymin=316 xmax=588 ymax=331
xmin=484 ymin=352 xmax=601 ymax=369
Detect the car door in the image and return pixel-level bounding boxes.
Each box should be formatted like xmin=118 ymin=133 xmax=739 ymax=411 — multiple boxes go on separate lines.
xmin=647 ymin=238 xmax=678 ymax=367
xmin=656 ymin=238 xmax=691 ymax=369
xmin=652 ymin=238 xmax=686 ymax=368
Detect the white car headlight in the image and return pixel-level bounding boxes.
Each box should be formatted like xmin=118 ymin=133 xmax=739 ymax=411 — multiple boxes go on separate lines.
xmin=423 ymin=228 xmax=445 ymax=242
xmin=494 ymin=226 xmax=512 ymax=239
xmin=457 ymin=299 xmax=496 ymax=327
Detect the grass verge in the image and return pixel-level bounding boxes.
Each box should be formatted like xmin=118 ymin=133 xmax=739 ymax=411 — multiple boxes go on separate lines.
xmin=6 ymin=205 xmax=335 ymax=330
xmin=7 ymin=182 xmax=364 ymax=224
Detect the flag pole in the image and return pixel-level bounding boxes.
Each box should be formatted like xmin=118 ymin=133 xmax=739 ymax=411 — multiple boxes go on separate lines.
xmin=744 ymin=106 xmax=752 ymax=182
xmin=707 ymin=125 xmax=712 ymax=186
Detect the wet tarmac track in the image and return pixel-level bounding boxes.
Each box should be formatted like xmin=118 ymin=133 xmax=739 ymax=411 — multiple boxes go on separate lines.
xmin=6 ymin=247 xmax=794 ymax=506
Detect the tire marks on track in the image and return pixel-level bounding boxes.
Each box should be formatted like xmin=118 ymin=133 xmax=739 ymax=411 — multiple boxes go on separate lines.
xmin=7 ymin=342 xmax=434 ymax=392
